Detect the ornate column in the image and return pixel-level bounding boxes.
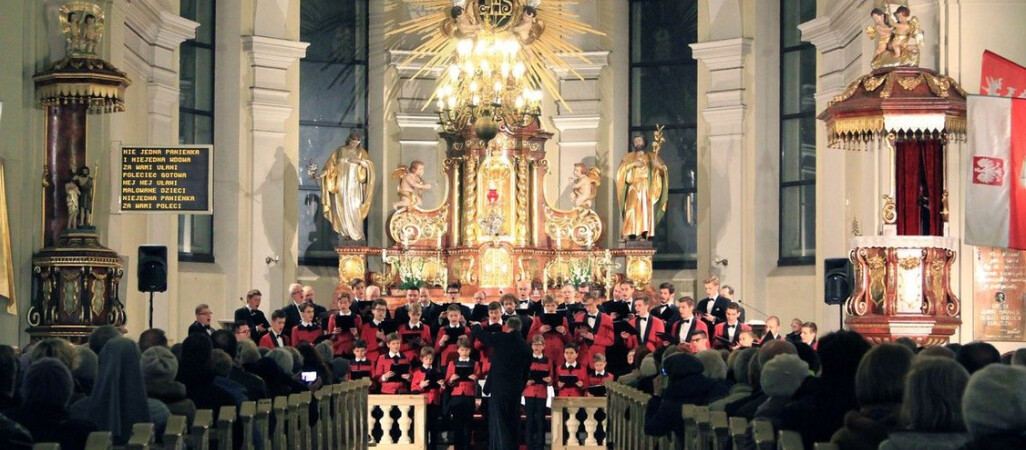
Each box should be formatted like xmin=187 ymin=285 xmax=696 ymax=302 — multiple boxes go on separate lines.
xmin=690 ymin=38 xmax=752 ymax=287
xmin=242 ymin=35 xmax=308 ymax=298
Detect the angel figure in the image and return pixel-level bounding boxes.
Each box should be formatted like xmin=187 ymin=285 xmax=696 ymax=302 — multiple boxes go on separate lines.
xmin=569 ymin=163 xmax=600 ymax=209
xmin=392 ymin=161 xmax=432 ymax=210
xmin=442 ymin=1 xmax=481 ymax=40
xmin=61 ymin=11 xmax=83 ymax=55
xmin=65 ymin=180 xmax=80 ymax=229
xmin=866 ymin=8 xmax=893 ymax=63
xmin=81 ymin=14 xmax=103 ymax=55
xmin=513 ymin=3 xmax=545 ymax=45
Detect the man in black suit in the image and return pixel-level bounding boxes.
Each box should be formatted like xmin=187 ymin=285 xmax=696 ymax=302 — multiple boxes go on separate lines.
xmin=471 ymin=316 xmax=532 ymax=450
xmin=234 ymin=289 xmax=271 ymax=341
xmin=301 ymin=285 xmax=328 ymax=321
xmin=653 ymin=282 xmax=681 ymax=324
xmin=188 ymin=303 xmax=215 ymax=336
xmin=395 ymin=288 xmax=440 ymax=331
xmin=283 ymin=283 xmax=310 ymax=338
xmin=442 ymin=282 xmax=473 ymax=323
xmin=696 ymin=275 xmax=729 ymax=330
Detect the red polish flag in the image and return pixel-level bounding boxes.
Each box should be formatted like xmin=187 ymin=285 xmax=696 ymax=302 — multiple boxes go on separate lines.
xmin=965 ymin=95 xmax=1026 ymax=249
xmin=980 ymin=50 xmax=1026 ymax=97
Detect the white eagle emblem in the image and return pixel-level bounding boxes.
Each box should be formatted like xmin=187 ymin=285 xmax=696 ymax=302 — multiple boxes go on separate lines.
xmin=973 ymin=157 xmax=1005 ymax=186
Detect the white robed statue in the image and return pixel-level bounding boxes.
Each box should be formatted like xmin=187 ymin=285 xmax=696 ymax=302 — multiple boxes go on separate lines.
xmin=319 ymin=133 xmax=376 ymax=240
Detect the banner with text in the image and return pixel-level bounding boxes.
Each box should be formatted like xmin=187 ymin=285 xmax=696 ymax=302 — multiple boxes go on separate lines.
xmin=120 ymin=145 xmax=212 ymax=213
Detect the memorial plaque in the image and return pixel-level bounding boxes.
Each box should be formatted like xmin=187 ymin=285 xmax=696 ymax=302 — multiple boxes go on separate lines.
xmin=119 ymin=145 xmax=212 ymax=213
xmin=973 ymin=247 xmax=1026 ymax=341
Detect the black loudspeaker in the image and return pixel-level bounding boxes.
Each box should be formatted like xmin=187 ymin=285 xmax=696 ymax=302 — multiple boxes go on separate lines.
xmin=138 ymin=245 xmax=168 ymax=293
xmin=824 ymin=257 xmax=853 ymax=305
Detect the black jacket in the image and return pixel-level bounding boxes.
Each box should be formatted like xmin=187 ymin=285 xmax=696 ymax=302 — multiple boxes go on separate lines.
xmin=645 ymin=370 xmax=730 ymax=441
xmin=187 ymin=321 xmax=214 ymax=336
xmin=471 ymin=324 xmax=531 ymax=397
xmin=234 ymin=306 xmax=271 ymax=339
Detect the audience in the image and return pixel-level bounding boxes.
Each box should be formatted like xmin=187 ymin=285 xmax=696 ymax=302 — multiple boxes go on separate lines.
xmin=69 ymin=337 xmax=167 ymax=445
xmin=141 ymin=346 xmax=197 ymax=425
xmin=138 ymin=328 xmax=168 ymax=353
xmin=879 ymin=357 xmax=969 ymax=450
xmin=0 ymin=345 xmax=19 ymax=410
xmin=961 ymin=364 xmax=1026 ymax=449
xmin=1012 ymin=348 xmax=1026 ymax=366
xmin=176 ymin=334 xmax=241 ymax=413
xmin=87 ymin=325 xmax=121 ymax=355
xmin=710 ymin=347 xmax=756 ymax=411
xmin=210 ymin=330 xmax=268 ymax=401
xmin=28 ymin=338 xmax=79 ymax=373
xmin=71 ymin=345 xmax=98 ymax=399
xmin=916 ymin=345 xmax=955 ymax=359
xmin=955 ymin=341 xmax=1001 ymax=374
xmin=5 ymin=357 xmax=96 ymax=450
xmin=755 ymin=354 xmax=808 ymax=429
xmin=830 ymin=343 xmax=914 ymax=450
xmin=779 ymin=330 xmax=871 ymax=448
xmin=644 ymin=352 xmax=728 ymax=442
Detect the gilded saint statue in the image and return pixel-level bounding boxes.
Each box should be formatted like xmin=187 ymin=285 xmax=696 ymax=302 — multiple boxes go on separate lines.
xmin=866 ymin=6 xmax=922 ymax=69
xmin=319 ymin=133 xmax=376 ymax=241
xmin=616 ymin=127 xmax=669 ymax=240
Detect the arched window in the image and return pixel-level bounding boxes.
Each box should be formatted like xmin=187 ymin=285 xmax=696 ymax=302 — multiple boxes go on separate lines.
xmin=629 ymin=0 xmax=698 ymax=269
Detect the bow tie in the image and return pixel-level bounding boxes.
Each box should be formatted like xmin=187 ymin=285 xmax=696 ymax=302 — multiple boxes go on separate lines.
xmin=587 ymin=314 xmax=597 ymax=319
xmin=682 ymin=319 xmax=691 ymax=323
xmin=392 ymin=355 xmax=402 ymax=361
xmin=638 ymin=317 xmax=647 ymax=322
xmin=727 ymin=324 xmax=736 ymax=329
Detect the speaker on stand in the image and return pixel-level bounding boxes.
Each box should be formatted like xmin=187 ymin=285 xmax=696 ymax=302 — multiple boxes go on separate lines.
xmin=138 ymin=245 xmax=168 ymax=329
xmin=824 ymin=257 xmax=854 ymax=330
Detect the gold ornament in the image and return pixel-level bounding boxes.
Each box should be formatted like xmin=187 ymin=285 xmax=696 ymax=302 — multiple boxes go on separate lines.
xmin=625 ymin=255 xmax=653 ymax=290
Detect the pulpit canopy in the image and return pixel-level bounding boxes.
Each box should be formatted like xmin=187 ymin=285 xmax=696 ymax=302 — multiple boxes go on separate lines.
xmin=818 ymin=67 xmax=967 ymax=149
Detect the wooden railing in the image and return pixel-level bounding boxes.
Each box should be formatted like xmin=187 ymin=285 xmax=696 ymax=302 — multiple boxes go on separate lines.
xmin=366 ymin=394 xmax=427 ymax=449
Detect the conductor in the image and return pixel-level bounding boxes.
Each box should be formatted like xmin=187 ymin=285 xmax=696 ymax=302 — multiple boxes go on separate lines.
xmin=472 ymin=316 xmax=532 ymax=450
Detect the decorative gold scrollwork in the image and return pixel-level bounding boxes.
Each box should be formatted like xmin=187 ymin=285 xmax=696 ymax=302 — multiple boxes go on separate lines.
xmin=388 ymin=204 xmax=450 ymax=245
xmin=453 ymin=256 xmax=477 ymax=285
xmin=898 ymin=256 xmax=921 ymax=271
xmin=898 ymin=75 xmax=923 ymax=91
xmin=543 ymin=206 xmax=602 ymax=247
xmin=625 ymin=255 xmax=653 ymax=289
xmin=338 ymin=255 xmax=366 ymax=285
xmin=882 ymin=195 xmax=897 ymax=225
xmin=863 ymin=75 xmax=885 ymax=92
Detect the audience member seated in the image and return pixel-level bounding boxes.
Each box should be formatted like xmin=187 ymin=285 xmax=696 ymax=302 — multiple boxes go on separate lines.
xmin=211 ymin=330 xmax=268 ymax=400
xmin=961 ymin=364 xmax=1026 ymax=449
xmin=0 ymin=346 xmax=18 ymax=410
xmin=141 ymin=346 xmax=197 ymax=426
xmin=915 ymin=345 xmax=955 ymax=359
xmin=615 ymin=347 xmax=653 ymax=391
xmin=70 ymin=337 xmax=168 ymax=445
xmin=695 ymin=349 xmax=730 ymax=402
xmin=28 ymin=338 xmax=79 ymax=373
xmin=793 ymin=341 xmax=821 ymax=374
xmin=6 ymin=357 xmax=96 ymax=450
xmin=1012 ymin=348 xmax=1026 ymax=366
xmin=0 ymin=413 xmax=31 ymax=450
xmin=894 ymin=337 xmax=918 ymax=353
xmin=878 ymin=357 xmax=969 ymax=450
xmin=176 ymin=334 xmax=243 ymax=413
xmin=87 ymin=325 xmax=121 ymax=355
xmin=725 ymin=340 xmax=796 ymax=420
xmin=830 ymin=343 xmax=914 ymax=450
xmin=956 ymin=341 xmax=1001 ymax=374
xmin=779 ymin=330 xmax=871 ymax=449
xmin=211 ymin=350 xmax=249 ymax=405
xmin=644 ymin=352 xmax=728 ymax=442
xmin=755 ymin=354 xmax=809 ymax=429
xmin=138 ymin=328 xmax=168 ymax=353
xmin=71 ymin=345 xmax=97 ymax=398
xmin=296 ymin=342 xmax=333 ymax=389
xmin=710 ymin=347 xmax=757 ymax=411
xmin=262 ymin=348 xmax=309 ymax=396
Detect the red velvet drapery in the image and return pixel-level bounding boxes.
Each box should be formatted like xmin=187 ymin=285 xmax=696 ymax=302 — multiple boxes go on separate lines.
xmin=895 ymin=140 xmax=944 ymax=236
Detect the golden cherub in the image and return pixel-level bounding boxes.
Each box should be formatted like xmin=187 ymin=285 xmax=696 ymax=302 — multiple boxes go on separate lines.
xmin=866 ymin=5 xmax=922 ymax=69
xmin=391 ymin=161 xmax=432 ymax=210
xmin=513 ymin=4 xmax=545 ymax=45
xmin=441 ymin=0 xmax=481 ymax=40
xmin=569 ymin=163 xmax=600 ymax=209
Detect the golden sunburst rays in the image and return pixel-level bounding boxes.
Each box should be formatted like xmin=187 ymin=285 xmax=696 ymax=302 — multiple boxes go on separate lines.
xmin=389 ymin=0 xmax=604 ymax=112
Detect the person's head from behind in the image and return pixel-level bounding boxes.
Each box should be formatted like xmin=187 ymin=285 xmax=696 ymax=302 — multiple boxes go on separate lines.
xmin=236 ymin=339 xmax=261 ymax=366
xmin=916 ymin=345 xmax=955 ymax=360
xmin=760 ymin=354 xmax=809 ymax=400
xmin=88 ymin=324 xmax=121 ymax=354
xmin=817 ymin=330 xmax=871 ymax=380
xmin=956 ymin=341 xmax=1001 ymax=374
xmin=855 ymin=343 xmax=914 ymax=407
xmin=267 ymin=348 xmax=293 ymax=375
xmin=181 ymin=333 xmax=214 ymax=369
xmin=29 ymin=338 xmax=79 ymax=372
xmin=140 ymin=346 xmax=179 ymax=385
xmin=902 ymin=357 xmax=969 ymax=432
xmin=696 ymin=350 xmax=727 ymax=380
xmin=0 ymin=345 xmax=17 ymax=398
xmin=506 ymin=316 xmax=523 ymax=333
xmin=20 ymin=357 xmax=73 ymax=409
xmin=1011 ymin=348 xmax=1026 ymax=366
xmin=138 ymin=328 xmax=168 ymax=353
xmin=211 ymin=329 xmax=239 ymax=359
xmin=962 ymin=364 xmax=1026 ymax=441
xmin=732 ymin=348 xmax=758 ymax=387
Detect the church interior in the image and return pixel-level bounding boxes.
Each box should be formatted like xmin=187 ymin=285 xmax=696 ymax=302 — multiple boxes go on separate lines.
xmin=3 ymin=0 xmax=1026 ymax=448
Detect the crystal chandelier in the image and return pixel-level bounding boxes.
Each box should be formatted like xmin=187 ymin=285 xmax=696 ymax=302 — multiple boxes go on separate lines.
xmin=435 ymin=36 xmax=542 ymax=140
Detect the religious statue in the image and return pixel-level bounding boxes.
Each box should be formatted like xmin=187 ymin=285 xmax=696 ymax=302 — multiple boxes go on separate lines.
xmin=513 ymin=4 xmax=545 ymax=45
xmin=318 ymin=133 xmax=376 ymax=241
xmin=65 ymin=180 xmax=80 ymax=230
xmin=441 ymin=1 xmax=481 ymax=40
xmin=392 ymin=161 xmax=433 ymax=210
xmin=569 ymin=163 xmax=600 ymax=209
xmin=615 ymin=127 xmax=669 ymax=241
xmin=59 ymin=4 xmax=105 ymax=58
xmin=866 ymin=5 xmax=922 ymax=69
xmin=71 ymin=166 xmax=94 ymax=228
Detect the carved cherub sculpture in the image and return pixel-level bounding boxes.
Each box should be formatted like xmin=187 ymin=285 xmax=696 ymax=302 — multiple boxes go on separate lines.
xmin=866 ymin=8 xmax=893 ymax=61
xmin=866 ymin=5 xmax=922 ymax=69
xmin=442 ymin=0 xmax=481 ymax=40
xmin=513 ymin=2 xmax=545 ymax=45
xmin=392 ymin=161 xmax=432 ymax=210
xmin=569 ymin=163 xmax=600 ymax=209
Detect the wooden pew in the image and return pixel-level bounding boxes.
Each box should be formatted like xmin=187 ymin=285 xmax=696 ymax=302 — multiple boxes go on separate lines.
xmin=238 ymin=402 xmax=256 ymax=450
xmin=694 ymin=407 xmax=711 ymax=450
xmin=777 ymin=430 xmax=804 ymax=450
xmin=125 ymin=423 xmax=154 ymax=450
xmin=752 ymin=420 xmax=776 ymax=450
xmin=255 ymin=399 xmax=272 ymax=450
xmin=710 ymin=411 xmax=729 ymax=450
xmin=681 ymin=404 xmax=698 ymax=449
xmin=215 ymin=406 xmax=236 ymax=450
xmin=730 ymin=416 xmax=752 ymax=450
xmin=162 ymin=416 xmax=187 ymax=450
xmin=189 ymin=410 xmax=213 ymax=450
xmin=813 ymin=443 xmax=839 ymax=450
xmin=84 ymin=432 xmax=113 ymax=450
xmin=32 ymin=444 xmax=61 ymax=450
xmin=272 ymin=396 xmax=288 ymax=450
